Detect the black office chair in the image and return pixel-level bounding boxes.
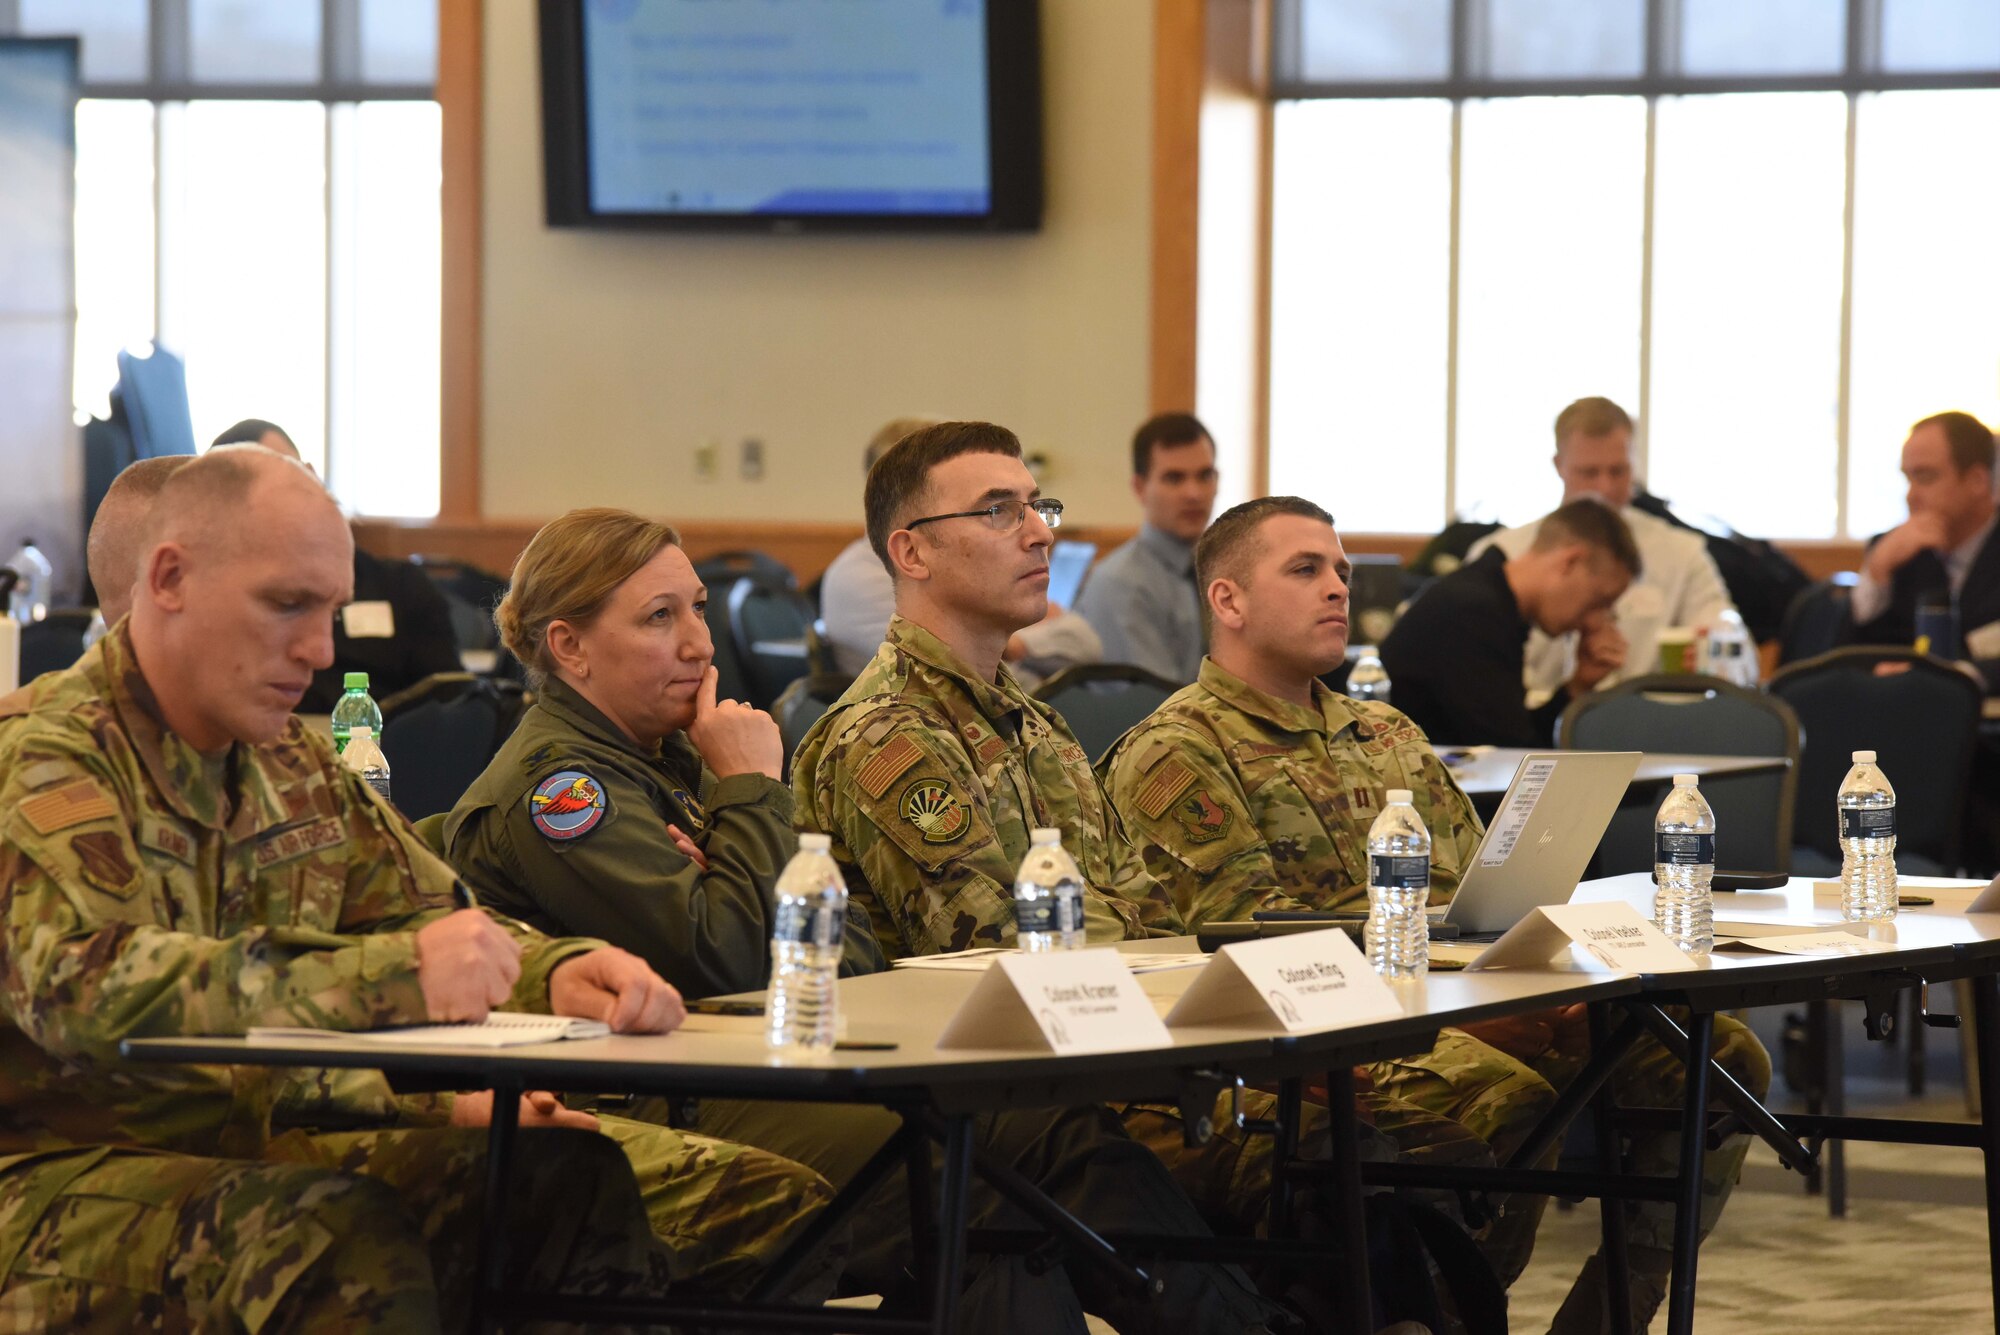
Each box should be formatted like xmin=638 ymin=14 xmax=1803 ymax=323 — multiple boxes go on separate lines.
xmin=771 ymin=672 xmax=856 ymax=780
xmin=379 ymin=673 xmax=529 ymax=821
xmin=1032 ymin=663 xmax=1182 ymax=764
xmin=18 ymin=610 xmax=96 ymax=682
xmin=1556 ymin=674 xmax=1800 ymax=876
xmin=695 ymin=550 xmax=799 ymax=593
xmin=413 ymin=556 xmax=522 ymax=680
xmin=1768 ymin=645 xmax=1981 ymax=876
xmin=1777 ymin=572 xmax=1858 ymax=666
xmin=727 ymin=577 xmax=816 ymax=711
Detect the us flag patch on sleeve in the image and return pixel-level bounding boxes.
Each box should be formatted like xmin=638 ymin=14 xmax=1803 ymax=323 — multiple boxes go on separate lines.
xmin=20 ymin=780 xmax=117 ymax=835
xmin=857 ymin=734 xmax=923 ymax=799
xmin=1136 ymin=759 xmax=1198 ymax=820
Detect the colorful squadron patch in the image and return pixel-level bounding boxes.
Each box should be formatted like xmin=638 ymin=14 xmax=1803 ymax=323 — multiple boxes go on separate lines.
xmin=669 ymin=788 xmax=709 ymax=833
xmin=529 ymin=770 xmax=607 ymax=842
xmin=900 ymin=779 xmax=970 ymax=844
xmin=1174 ymin=789 xmax=1234 ymax=844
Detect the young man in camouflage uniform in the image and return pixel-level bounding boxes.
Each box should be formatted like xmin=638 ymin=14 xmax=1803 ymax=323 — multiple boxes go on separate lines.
xmin=0 ymin=448 xmax=838 ymax=1329
xmin=790 ymin=423 xmax=1501 ymax=1273
xmin=1100 ymin=496 xmax=1773 ymax=1332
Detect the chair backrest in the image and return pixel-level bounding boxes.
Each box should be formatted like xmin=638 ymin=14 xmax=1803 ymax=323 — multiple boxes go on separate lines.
xmin=695 ymin=550 xmax=798 ymax=593
xmin=1556 ymin=674 xmax=1801 ymax=875
xmin=380 ymin=674 xmax=528 ymax=821
xmin=1032 ymin=663 xmax=1182 ymax=764
xmin=18 ymin=611 xmax=95 ymax=682
xmin=727 ymin=577 xmax=816 ymax=710
xmin=1767 ymin=646 xmax=1982 ymax=870
xmin=1777 ymin=572 xmax=1857 ymax=666
xmin=772 ymin=672 xmax=857 ymax=778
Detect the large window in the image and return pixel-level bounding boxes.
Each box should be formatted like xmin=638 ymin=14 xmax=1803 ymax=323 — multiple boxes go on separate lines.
xmin=1271 ymin=0 xmax=2000 ymax=538
xmin=6 ymin=0 xmax=441 ymax=517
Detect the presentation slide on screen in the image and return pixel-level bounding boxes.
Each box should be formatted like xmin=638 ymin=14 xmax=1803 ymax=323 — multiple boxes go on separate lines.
xmin=583 ymin=0 xmax=992 ymax=216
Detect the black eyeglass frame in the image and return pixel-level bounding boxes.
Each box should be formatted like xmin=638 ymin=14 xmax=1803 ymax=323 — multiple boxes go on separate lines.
xmin=903 ymin=498 xmax=1066 ymax=533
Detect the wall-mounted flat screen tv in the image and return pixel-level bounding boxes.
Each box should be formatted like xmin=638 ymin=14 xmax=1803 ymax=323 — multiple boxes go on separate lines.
xmin=539 ymin=0 xmax=1043 ymax=232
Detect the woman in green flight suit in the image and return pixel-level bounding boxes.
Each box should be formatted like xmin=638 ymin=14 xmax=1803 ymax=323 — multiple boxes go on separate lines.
xmin=443 ymin=506 xmax=1289 ymax=1335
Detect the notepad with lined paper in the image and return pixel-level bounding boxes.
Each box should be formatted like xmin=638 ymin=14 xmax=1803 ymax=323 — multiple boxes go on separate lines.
xmin=247 ymin=1014 xmax=611 ymax=1049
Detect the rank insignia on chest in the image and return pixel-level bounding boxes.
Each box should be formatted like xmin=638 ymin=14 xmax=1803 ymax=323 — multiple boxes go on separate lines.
xmin=529 ymin=770 xmax=607 ymax=841
xmin=1174 ymin=789 xmax=1233 ymax=843
xmin=670 ymin=788 xmax=709 ymax=832
xmin=901 ymin=779 xmax=969 ymax=844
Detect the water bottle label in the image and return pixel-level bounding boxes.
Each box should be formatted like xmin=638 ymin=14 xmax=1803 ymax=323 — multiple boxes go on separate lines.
xmin=1841 ymin=807 xmax=1895 ymax=840
xmin=1370 ymin=855 xmax=1428 ymax=890
xmin=1654 ymin=832 xmax=1714 ymax=865
xmin=365 ymin=775 xmax=392 ymax=803
xmin=1015 ymin=897 xmax=1058 ymax=936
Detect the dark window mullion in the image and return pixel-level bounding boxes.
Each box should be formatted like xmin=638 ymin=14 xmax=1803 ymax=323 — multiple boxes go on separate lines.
xmin=152 ymin=0 xmax=188 ymax=85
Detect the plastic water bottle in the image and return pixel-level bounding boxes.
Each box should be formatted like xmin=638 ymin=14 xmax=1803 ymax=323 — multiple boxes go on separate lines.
xmin=341 ymin=725 xmax=392 ymax=803
xmin=1653 ymin=774 xmax=1716 ymax=954
xmin=330 ymin=672 xmax=382 ymax=754
xmin=4 ymin=540 xmax=52 ymax=624
xmin=1700 ymin=610 xmax=1757 ymax=687
xmin=1014 ymin=828 xmax=1085 ymax=952
xmin=1348 ymin=653 xmax=1391 ymax=706
xmin=1365 ymin=789 xmax=1429 ymax=978
xmin=767 ymin=833 xmax=847 ymax=1056
xmin=1838 ymin=750 xmax=1898 ymax=921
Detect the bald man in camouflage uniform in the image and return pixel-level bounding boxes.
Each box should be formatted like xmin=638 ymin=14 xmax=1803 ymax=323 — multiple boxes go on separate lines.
xmin=0 ymin=447 xmax=836 ymax=1329
xmin=1103 ymin=497 xmax=1772 ymax=1331
xmin=792 ymin=423 xmax=1499 ymax=1269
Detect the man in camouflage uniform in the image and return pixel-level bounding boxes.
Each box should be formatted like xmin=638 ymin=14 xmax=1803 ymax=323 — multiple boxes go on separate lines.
xmin=790 ymin=423 xmax=1500 ymax=1271
xmin=1101 ymin=496 xmax=1773 ymax=1332
xmin=0 ymin=448 xmax=837 ymax=1329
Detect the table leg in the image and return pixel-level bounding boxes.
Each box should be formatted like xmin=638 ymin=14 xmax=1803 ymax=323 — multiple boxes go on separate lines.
xmin=1972 ymin=974 xmax=2000 ymax=1324
xmin=1588 ymin=1004 xmax=1633 ymax=1335
xmin=1322 ymin=1067 xmax=1374 ymax=1335
xmin=473 ymin=1080 xmax=523 ymax=1335
xmin=905 ymin=1116 xmax=937 ymax=1303
xmin=1665 ymin=1012 xmax=1714 ymax=1335
xmin=1270 ymin=1076 xmax=1303 ymax=1240
xmin=1825 ymin=998 xmax=1847 ymax=1218
xmin=929 ymin=1116 xmax=975 ymax=1335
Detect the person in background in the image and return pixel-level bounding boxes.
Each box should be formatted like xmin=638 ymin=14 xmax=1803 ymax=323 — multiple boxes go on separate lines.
xmin=1073 ymin=412 xmax=1221 ymax=684
xmin=1469 ymin=397 xmax=1734 ymax=692
xmin=1382 ymin=499 xmax=1638 ymax=747
xmin=84 ymin=454 xmax=190 ymax=627
xmin=1847 ymin=410 xmax=2000 ymax=687
xmin=217 ymin=418 xmax=462 ymax=710
xmin=446 ymin=503 xmax=1290 ymax=1335
xmin=0 ymin=446 xmax=840 ymax=1328
xmin=820 ymin=416 xmax=1101 ymax=683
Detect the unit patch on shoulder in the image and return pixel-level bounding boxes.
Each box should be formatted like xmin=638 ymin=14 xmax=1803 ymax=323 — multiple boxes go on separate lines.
xmin=857 ymin=735 xmax=923 ymax=799
xmin=900 ymin=780 xmax=970 ymax=844
xmin=1174 ymin=790 xmax=1234 ymax=844
xmin=1136 ymin=758 xmax=1198 ymax=820
xmin=19 ymin=780 xmax=117 ymax=836
xmin=70 ymin=831 xmax=138 ymax=895
xmin=528 ymin=770 xmax=607 ymax=841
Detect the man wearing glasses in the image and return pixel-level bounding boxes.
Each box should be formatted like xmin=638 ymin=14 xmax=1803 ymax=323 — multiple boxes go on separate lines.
xmin=791 ymin=421 xmax=1185 ymax=958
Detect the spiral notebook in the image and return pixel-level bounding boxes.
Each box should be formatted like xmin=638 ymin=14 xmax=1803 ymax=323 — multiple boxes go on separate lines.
xmin=247 ymin=1014 xmax=611 ymax=1049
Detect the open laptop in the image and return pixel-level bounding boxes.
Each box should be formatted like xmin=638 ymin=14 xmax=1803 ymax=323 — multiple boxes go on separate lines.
xmin=1047 ymin=540 xmax=1097 ymax=610
xmin=1197 ymin=751 xmax=1640 ymax=951
xmin=1438 ymin=750 xmax=1642 ymax=936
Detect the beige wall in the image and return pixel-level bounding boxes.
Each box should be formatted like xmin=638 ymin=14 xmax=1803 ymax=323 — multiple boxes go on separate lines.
xmin=477 ymin=0 xmax=1156 ymax=527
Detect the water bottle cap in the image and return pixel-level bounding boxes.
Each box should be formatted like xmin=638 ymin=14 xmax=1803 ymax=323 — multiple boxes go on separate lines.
xmin=797 ymin=832 xmax=832 ymax=853
xmin=1673 ymin=774 xmax=1697 ymax=786
xmin=1852 ymin=750 xmax=1875 ymax=763
xmin=1385 ymin=789 xmax=1412 ymax=805
xmin=1030 ymin=827 xmax=1062 ymax=844
xmin=344 ymin=672 xmax=370 ymax=690
xmin=350 ymin=725 xmax=372 ymax=739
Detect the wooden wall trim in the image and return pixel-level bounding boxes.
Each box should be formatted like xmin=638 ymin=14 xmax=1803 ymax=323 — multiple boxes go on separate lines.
xmin=1150 ymin=0 xmax=1203 ymax=412
xmin=436 ymin=0 xmax=482 ymax=522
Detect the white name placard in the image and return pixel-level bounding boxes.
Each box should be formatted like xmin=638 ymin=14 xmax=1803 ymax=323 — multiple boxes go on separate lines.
xmin=342 ymin=600 xmax=396 ymax=639
xmin=1166 ymin=928 xmax=1406 ymax=1033
xmin=1469 ymin=901 xmax=1699 ymax=974
xmin=934 ymin=948 xmax=1174 ymax=1055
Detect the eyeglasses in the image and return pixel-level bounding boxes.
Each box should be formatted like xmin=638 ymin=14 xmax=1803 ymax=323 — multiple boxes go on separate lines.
xmin=904 ymin=497 xmax=1065 ymax=534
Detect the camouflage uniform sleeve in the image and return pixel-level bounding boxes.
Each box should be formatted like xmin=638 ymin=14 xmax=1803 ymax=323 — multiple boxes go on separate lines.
xmin=806 ymin=708 xmax=1024 ymax=957
xmin=0 ymin=762 xmax=434 ymax=1067
xmin=331 ymin=760 xmax=596 ymax=1013
xmin=1099 ymin=724 xmax=1313 ymax=930
xmin=1351 ymin=705 xmax=1486 ymax=905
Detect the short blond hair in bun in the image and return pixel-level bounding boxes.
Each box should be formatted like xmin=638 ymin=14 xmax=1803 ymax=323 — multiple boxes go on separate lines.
xmin=496 ymin=507 xmax=682 ymax=687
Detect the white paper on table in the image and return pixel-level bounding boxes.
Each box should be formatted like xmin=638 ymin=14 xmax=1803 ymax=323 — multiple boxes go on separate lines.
xmin=934 ymin=949 xmax=1174 ymax=1055
xmin=1165 ymin=929 xmax=1404 ymax=1033
xmin=1469 ymin=901 xmax=1699 ymax=973
xmin=1713 ymin=930 xmax=1897 ymax=957
xmin=1479 ymin=757 xmax=1558 ymax=868
xmin=248 ymin=1014 xmax=609 ymax=1048
xmin=891 ymin=948 xmax=1208 ymax=975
